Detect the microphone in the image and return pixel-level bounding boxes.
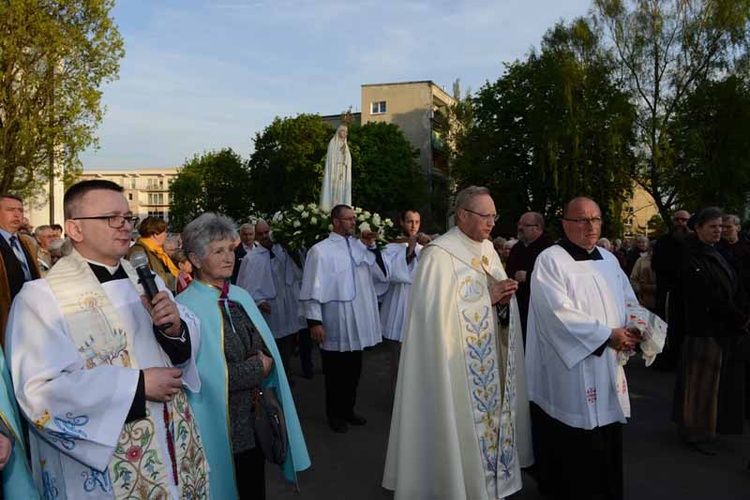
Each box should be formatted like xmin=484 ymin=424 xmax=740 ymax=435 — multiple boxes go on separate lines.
xmin=130 ymin=251 xmax=173 ymax=329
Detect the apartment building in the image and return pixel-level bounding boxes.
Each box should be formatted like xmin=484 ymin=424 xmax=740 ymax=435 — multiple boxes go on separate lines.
xmin=79 ymin=167 xmax=178 ymax=222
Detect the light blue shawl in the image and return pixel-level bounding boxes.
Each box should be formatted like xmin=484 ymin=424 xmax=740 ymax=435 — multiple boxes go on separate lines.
xmin=177 ymin=280 xmax=310 ymax=499
xmin=0 ymin=347 xmax=38 ymax=498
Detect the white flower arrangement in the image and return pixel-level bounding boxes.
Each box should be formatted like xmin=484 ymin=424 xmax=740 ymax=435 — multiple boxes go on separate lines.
xmin=270 ymin=203 xmax=399 ymax=255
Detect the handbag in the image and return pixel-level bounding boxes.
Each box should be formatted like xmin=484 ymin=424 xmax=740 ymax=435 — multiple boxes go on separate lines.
xmin=251 ymin=386 xmax=288 ymax=465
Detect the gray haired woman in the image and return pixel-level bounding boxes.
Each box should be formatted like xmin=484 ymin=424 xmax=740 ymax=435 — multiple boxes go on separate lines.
xmin=176 ymin=213 xmax=309 ymax=499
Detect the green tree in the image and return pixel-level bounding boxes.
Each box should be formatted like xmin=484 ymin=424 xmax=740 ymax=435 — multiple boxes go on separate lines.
xmin=669 ymin=75 xmax=750 ymax=212
xmin=431 ymin=79 xmax=474 ymax=230
xmin=454 ymin=20 xmax=636 ymax=234
xmin=247 ymin=114 xmax=332 ymax=215
xmin=592 ymin=0 xmax=750 ymax=221
xmin=347 ymin=122 xmax=426 ymax=219
xmin=0 ymin=0 xmax=124 ymax=197
xmin=169 ymin=148 xmax=252 ymax=231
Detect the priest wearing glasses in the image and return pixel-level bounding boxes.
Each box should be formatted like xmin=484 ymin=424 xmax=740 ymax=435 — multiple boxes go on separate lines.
xmin=526 ymin=197 xmax=642 ymax=500
xmin=6 ymin=180 xmax=209 ymax=498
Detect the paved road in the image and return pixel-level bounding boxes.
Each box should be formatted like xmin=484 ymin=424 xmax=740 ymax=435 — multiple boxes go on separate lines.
xmin=267 ymin=343 xmax=750 ymax=499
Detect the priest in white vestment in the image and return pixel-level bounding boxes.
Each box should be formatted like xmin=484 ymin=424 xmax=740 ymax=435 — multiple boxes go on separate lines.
xmin=6 ymin=180 xmax=208 ymax=499
xmin=299 ymin=204 xmax=385 ymax=433
xmin=383 ymin=186 xmax=533 ymax=500
xmin=237 ymin=220 xmax=306 ymax=381
xmin=526 ymin=197 xmax=642 ymax=500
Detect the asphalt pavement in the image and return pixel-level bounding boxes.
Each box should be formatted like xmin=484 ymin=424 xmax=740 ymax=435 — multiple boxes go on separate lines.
xmin=267 ymin=343 xmax=750 ymax=499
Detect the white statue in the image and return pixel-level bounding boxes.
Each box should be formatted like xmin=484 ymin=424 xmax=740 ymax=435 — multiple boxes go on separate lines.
xmin=320 ymin=125 xmax=352 ymax=212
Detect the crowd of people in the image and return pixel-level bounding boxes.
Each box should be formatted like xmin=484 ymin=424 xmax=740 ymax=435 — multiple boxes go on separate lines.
xmin=0 ymin=180 xmax=746 ymax=499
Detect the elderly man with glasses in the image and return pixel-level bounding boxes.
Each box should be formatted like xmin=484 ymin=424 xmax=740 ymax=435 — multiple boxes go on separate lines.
xmin=505 ymin=211 xmax=550 ymax=343
xmin=5 ymin=180 xmax=209 ymax=498
xmin=526 ymin=197 xmax=644 ymax=500
xmin=384 ymin=186 xmax=532 ymax=499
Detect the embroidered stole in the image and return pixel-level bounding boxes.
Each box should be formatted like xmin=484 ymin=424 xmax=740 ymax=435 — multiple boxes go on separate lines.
xmin=45 ymin=250 xmax=208 ymax=499
xmin=431 ymin=232 xmax=519 ymax=498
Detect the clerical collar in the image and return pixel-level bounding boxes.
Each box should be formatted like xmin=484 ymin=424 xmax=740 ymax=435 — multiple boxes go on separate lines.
xmin=556 ymin=238 xmax=603 ymax=261
xmin=87 ymin=260 xmax=128 ymax=283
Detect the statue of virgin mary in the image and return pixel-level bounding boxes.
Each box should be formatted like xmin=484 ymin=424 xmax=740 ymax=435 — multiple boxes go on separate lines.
xmin=319 ymin=124 xmax=352 ymax=212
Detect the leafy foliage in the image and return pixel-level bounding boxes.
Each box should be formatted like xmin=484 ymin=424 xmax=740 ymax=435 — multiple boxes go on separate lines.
xmin=348 ymin=122 xmax=426 ymax=220
xmin=0 ymin=0 xmax=124 ymax=197
xmin=247 ymin=114 xmax=332 ymax=215
xmin=592 ymin=0 xmax=750 ymax=220
xmin=168 ymin=148 xmax=252 ymax=231
xmin=669 ymin=76 xmax=750 ymax=213
xmin=453 ymin=20 xmax=636 ymax=235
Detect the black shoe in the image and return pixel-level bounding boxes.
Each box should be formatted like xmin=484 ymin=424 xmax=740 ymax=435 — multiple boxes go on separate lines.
xmin=346 ymin=413 xmax=367 ymax=426
xmin=328 ymin=419 xmax=348 ymax=433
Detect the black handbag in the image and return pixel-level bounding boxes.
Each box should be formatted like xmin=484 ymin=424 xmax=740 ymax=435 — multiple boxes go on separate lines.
xmin=251 ymin=387 xmax=288 ymax=465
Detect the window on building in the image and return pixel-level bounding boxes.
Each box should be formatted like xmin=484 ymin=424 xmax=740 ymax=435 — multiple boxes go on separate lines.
xmin=130 ymin=178 xmax=136 ymax=189
xmin=371 ymin=101 xmax=387 ymax=114
xmin=147 ymin=193 xmax=164 ymax=205
xmin=148 ymin=210 xmax=165 ymax=219
xmin=128 ymin=193 xmax=133 ymax=201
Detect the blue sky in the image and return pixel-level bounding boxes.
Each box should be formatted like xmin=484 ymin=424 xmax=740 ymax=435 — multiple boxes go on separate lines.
xmin=80 ymin=0 xmax=592 ymax=170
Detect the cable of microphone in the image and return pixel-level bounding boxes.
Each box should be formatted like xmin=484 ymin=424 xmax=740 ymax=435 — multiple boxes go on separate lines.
xmin=130 ymin=251 xmax=173 ymax=330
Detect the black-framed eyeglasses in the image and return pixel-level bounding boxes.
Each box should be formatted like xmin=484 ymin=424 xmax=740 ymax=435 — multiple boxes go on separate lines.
xmin=72 ymin=214 xmax=139 ymax=229
xmin=463 ymin=208 xmax=499 ymax=222
xmin=518 ymin=223 xmax=539 ymax=228
xmin=563 ymin=217 xmax=603 ymax=225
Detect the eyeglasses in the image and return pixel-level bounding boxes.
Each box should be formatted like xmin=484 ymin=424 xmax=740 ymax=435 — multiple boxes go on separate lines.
xmin=674 ymin=217 xmax=690 ymax=222
xmin=518 ymin=223 xmax=539 ymax=228
xmin=72 ymin=214 xmax=139 ymax=229
xmin=564 ymin=217 xmax=603 ymax=225
xmin=463 ymin=208 xmax=499 ymax=222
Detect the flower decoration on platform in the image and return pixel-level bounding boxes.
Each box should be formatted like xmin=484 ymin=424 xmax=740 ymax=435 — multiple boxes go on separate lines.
xmin=271 ymin=203 xmax=399 ymax=255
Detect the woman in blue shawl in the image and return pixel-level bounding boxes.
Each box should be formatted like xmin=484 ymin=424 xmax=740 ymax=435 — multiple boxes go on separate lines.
xmin=177 ymin=213 xmax=309 ymax=499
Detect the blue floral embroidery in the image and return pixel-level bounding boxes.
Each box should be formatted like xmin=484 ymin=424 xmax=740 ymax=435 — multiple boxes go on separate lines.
xmin=461 ymin=306 xmax=500 ymax=474
xmin=82 ymin=467 xmax=112 ymax=493
xmin=497 ymin=308 xmax=518 ymax=480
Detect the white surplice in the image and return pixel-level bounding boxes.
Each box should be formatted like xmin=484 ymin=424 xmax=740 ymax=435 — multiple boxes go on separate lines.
xmin=526 ymin=245 xmax=638 ymax=429
xmin=299 ymin=233 xmax=382 ymax=352
xmin=378 ymin=242 xmax=421 ymax=341
xmin=6 ymin=269 xmax=201 ymax=499
xmin=237 ymin=243 xmax=305 ymax=339
xmin=383 ymin=227 xmax=531 ymax=500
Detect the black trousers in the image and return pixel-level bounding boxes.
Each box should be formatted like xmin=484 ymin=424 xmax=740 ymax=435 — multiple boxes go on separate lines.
xmin=275 ymin=335 xmax=295 ymax=381
xmin=297 ymin=328 xmax=314 ymax=377
xmin=531 ymin=402 xmax=623 ymax=500
xmin=234 ymin=446 xmax=265 ymax=500
xmin=320 ymin=349 xmax=363 ymax=421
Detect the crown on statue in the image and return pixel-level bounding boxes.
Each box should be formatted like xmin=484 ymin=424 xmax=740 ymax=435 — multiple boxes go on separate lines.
xmin=340 ymin=108 xmax=355 ymax=126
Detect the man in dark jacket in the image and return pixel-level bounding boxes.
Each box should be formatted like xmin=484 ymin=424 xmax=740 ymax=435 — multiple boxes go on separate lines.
xmin=651 ymin=209 xmax=691 ymax=370
xmin=505 ymin=211 xmax=550 ymax=344
xmin=231 ymin=222 xmax=255 ymax=284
